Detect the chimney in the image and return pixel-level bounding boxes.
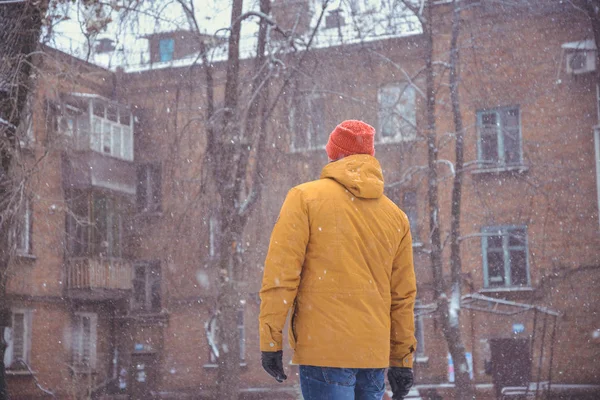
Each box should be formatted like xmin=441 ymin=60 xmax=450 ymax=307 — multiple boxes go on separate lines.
xmin=271 ymin=0 xmax=313 ymax=39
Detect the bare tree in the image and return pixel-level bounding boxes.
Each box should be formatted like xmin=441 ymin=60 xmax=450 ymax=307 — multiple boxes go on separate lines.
xmin=396 ymin=1 xmax=475 ymax=398
xmin=1 ymin=2 xmax=143 ymax=397
xmin=0 ymin=2 xmax=47 ymax=398
xmin=445 ymin=2 xmax=475 ymax=399
xmin=165 ymin=1 xmax=330 ymax=397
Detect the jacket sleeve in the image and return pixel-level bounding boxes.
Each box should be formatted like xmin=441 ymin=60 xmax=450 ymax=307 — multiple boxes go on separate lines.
xmin=390 ymin=214 xmax=417 ymax=368
xmin=259 ymin=187 xmax=309 ymax=352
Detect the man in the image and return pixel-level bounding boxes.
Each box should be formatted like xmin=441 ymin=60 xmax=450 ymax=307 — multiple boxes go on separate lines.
xmin=259 ymin=120 xmax=416 ymax=400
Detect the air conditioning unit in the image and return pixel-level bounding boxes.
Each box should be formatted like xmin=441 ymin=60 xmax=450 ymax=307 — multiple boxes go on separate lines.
xmin=566 ymin=50 xmax=596 ymax=74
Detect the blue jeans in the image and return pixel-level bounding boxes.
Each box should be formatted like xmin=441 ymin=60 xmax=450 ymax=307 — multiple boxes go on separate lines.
xmin=299 ymin=365 xmax=386 ymax=400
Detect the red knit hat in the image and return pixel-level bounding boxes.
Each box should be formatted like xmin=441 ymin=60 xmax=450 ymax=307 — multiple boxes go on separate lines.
xmin=325 ymin=120 xmax=375 ymax=160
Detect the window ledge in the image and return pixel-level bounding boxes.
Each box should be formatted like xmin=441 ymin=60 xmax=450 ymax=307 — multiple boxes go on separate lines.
xmin=471 ymin=165 xmax=529 ymax=174
xmin=15 ymin=253 xmax=37 ymax=261
xmin=288 ymin=137 xmax=424 ymax=154
xmin=377 ymin=137 xmax=422 ymax=145
xmin=288 ymin=146 xmax=326 ymax=154
xmin=203 ymin=363 xmax=247 ymax=369
xmin=90 ymin=149 xmax=134 ymax=163
xmin=6 ymin=369 xmax=36 ymax=376
xmin=480 ymin=286 xmax=533 ymax=293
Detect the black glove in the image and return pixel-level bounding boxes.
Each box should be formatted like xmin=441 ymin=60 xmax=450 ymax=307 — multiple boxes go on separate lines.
xmin=388 ymin=367 xmax=413 ymax=400
xmin=261 ymin=351 xmax=287 ymax=383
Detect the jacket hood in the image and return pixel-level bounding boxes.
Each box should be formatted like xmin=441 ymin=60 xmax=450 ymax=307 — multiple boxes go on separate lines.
xmin=320 ymin=154 xmax=384 ymax=199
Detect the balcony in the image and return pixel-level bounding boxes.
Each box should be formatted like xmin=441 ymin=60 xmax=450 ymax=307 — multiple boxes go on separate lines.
xmin=65 ymin=257 xmax=133 ymax=301
xmin=59 ymin=93 xmax=136 ymax=196
xmin=62 ymin=150 xmax=136 ymax=196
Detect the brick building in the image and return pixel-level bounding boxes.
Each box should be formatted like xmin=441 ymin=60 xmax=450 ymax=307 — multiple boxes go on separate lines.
xmin=4 ymin=1 xmax=600 ymax=399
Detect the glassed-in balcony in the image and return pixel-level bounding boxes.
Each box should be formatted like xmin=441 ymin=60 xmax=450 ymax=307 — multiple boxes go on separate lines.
xmin=59 ymin=93 xmax=136 ymax=196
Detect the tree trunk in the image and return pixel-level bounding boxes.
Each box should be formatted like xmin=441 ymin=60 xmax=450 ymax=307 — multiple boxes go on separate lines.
xmin=214 ymin=0 xmax=275 ymax=397
xmin=424 ymin=2 xmax=444 ymax=301
xmin=215 ymin=226 xmax=243 ymax=399
xmin=445 ymin=2 xmax=475 ymax=398
xmin=0 ymin=2 xmax=45 ymax=398
xmin=421 ymin=1 xmax=474 ymax=397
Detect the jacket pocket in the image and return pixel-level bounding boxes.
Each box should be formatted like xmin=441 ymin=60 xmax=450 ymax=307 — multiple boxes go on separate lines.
xmin=288 ymin=302 xmax=298 ymax=350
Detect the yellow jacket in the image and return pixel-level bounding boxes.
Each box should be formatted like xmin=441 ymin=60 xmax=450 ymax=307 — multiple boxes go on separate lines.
xmin=259 ymin=155 xmax=416 ymax=368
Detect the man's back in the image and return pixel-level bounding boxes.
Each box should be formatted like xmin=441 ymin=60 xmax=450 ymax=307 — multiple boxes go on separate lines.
xmin=260 ymin=155 xmax=415 ymax=368
xmin=259 ymin=120 xmax=416 ymax=400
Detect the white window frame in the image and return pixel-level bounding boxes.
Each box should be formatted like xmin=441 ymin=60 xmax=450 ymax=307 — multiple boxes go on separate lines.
xmin=596 ymin=84 xmax=600 ymax=124
xmin=137 ymin=163 xmax=162 ymax=213
xmin=481 ymin=226 xmax=530 ymax=288
xmin=72 ymin=312 xmax=98 ymax=370
xmin=17 ymin=97 xmax=35 ymax=148
xmin=57 ymin=104 xmax=82 ymax=138
xmin=90 ymin=100 xmax=133 ymax=161
xmin=594 ymin=126 xmax=600 ymax=229
xmin=238 ymin=309 xmax=246 ymax=362
xmin=132 ymin=261 xmax=162 ymax=313
xmin=209 ymin=216 xmax=220 ymax=259
xmin=16 ymin=197 xmax=32 ymax=256
xmin=3 ymin=309 xmax=32 ymax=370
xmin=476 ymin=106 xmax=523 ymax=168
xmin=378 ymin=82 xmax=417 ymax=143
xmin=290 ymin=95 xmax=327 ymax=152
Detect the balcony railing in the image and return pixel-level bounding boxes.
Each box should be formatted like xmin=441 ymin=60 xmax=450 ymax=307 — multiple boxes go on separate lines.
xmin=61 ymin=150 xmax=137 ymax=196
xmin=66 ymin=257 xmax=133 ymax=299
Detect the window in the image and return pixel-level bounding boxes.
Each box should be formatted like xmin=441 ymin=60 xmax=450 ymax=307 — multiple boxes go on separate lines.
xmin=17 ymin=96 xmax=34 ymax=147
xmin=596 ymin=84 xmax=600 ymax=125
xmin=238 ymin=309 xmax=246 ymax=362
xmin=414 ymin=301 xmax=425 ymax=358
xmin=91 ymin=100 xmax=133 ymax=161
xmin=3 ymin=310 xmax=32 ymax=370
xmin=132 ymin=261 xmax=161 ymax=313
xmin=72 ymin=313 xmax=97 ymax=369
xmin=66 ymin=191 xmax=125 ymax=258
xmin=66 ymin=191 xmax=90 ymax=257
xmin=595 ymin=127 xmax=600 ymax=228
xmin=58 ymin=114 xmax=76 ymax=136
xmin=378 ymin=82 xmax=416 ymax=142
xmin=15 ymin=197 xmax=33 ymax=255
xmin=209 ymin=216 xmax=220 ymax=259
xmin=159 ymin=38 xmax=175 ymax=62
xmin=403 ymin=191 xmax=419 ymax=243
xmin=481 ymin=226 xmax=530 ymax=288
xmin=291 ymin=95 xmax=327 ymax=151
xmin=137 ymin=163 xmax=162 ymax=213
xmin=385 ymin=188 xmax=420 ymax=244
xmin=92 ymin=195 xmax=123 ymax=258
xmin=477 ymin=107 xmax=522 ymax=167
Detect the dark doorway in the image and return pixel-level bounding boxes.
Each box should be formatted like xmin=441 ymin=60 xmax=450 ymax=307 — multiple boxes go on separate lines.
xmin=489 ymin=338 xmax=531 ymax=399
xmin=130 ymin=352 xmax=158 ymax=399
